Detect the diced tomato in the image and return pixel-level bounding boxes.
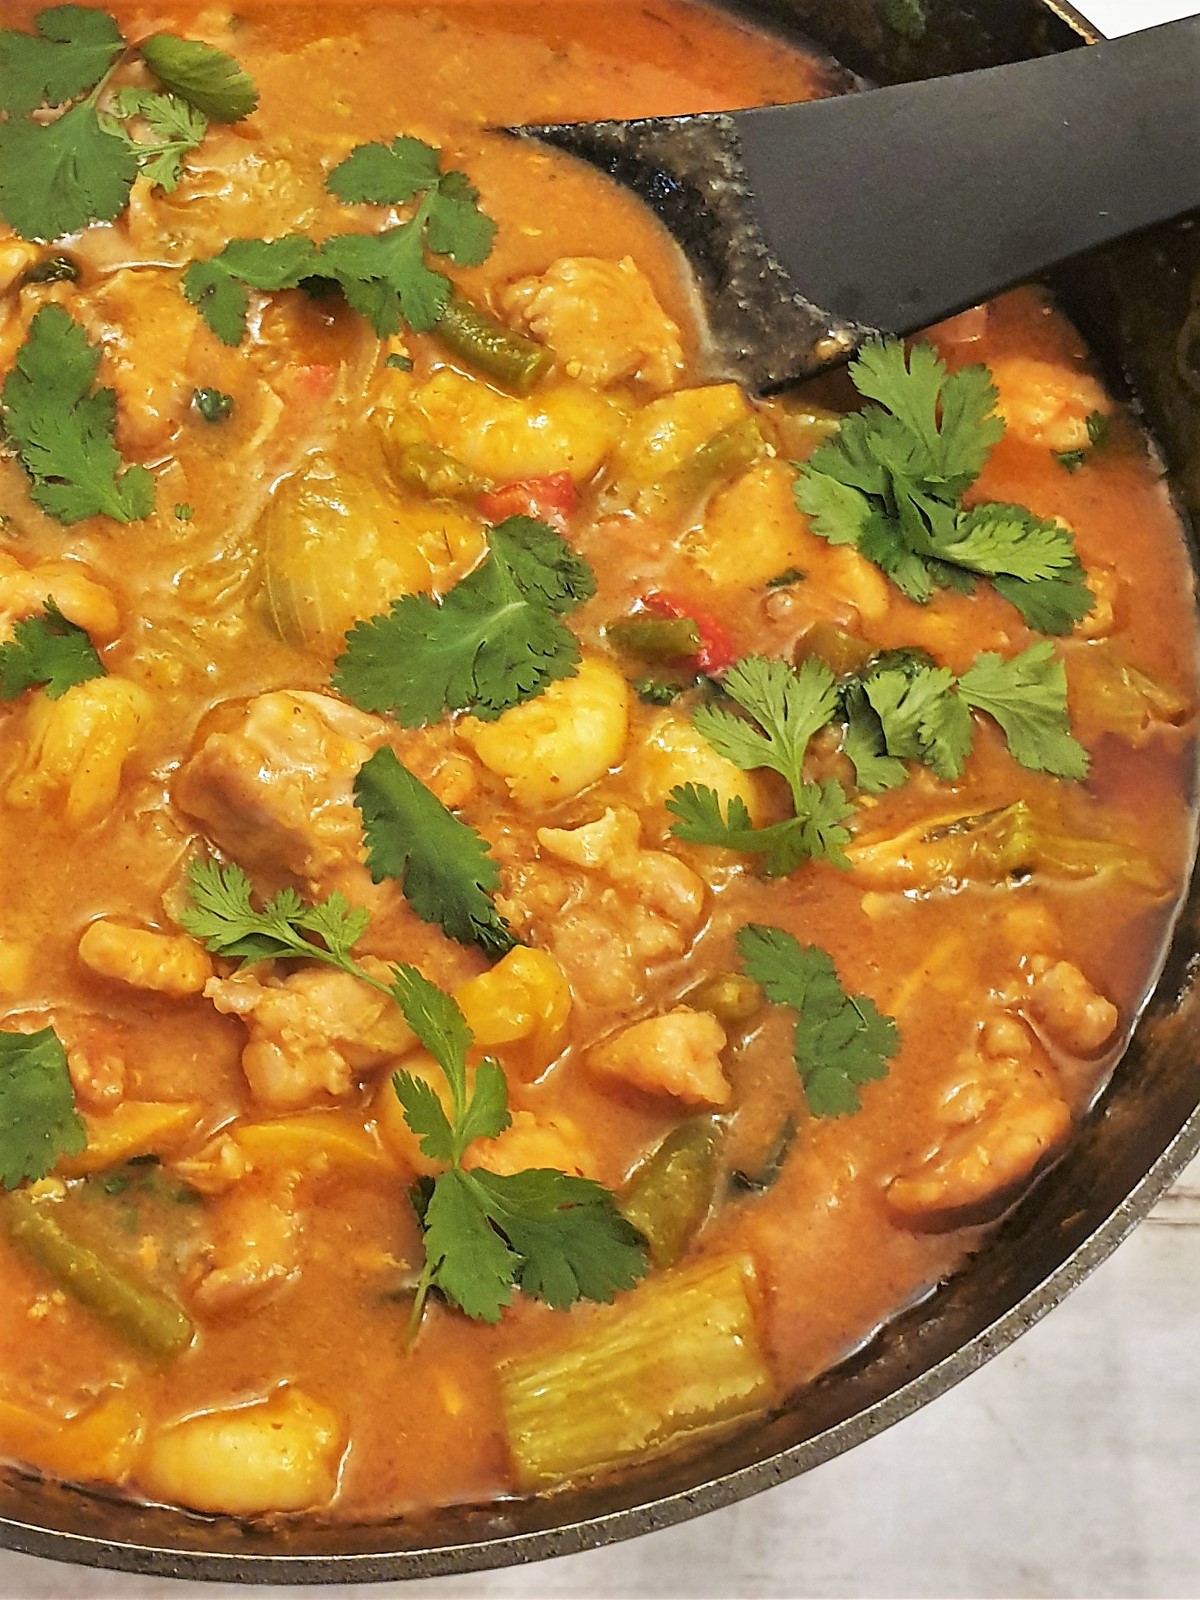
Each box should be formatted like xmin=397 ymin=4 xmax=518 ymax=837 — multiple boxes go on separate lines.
xmin=479 ymin=472 xmax=579 ymax=532
xmin=643 ymin=591 xmax=737 ymax=675
xmin=274 ymin=363 xmax=337 ymax=407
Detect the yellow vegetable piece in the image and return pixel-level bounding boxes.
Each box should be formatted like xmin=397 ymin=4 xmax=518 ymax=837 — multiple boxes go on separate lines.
xmin=455 ymin=946 xmax=572 ymax=1071
xmin=683 ymin=458 xmax=810 ymax=588
xmin=139 ymin=1389 xmax=343 ymax=1516
xmin=400 ymin=367 xmax=624 ymax=483
xmin=372 ymin=1050 xmax=448 ymax=1178
xmin=609 ymin=382 xmax=749 ymax=491
xmin=234 ymin=1111 xmax=395 ymax=1176
xmin=0 ymin=1390 xmax=145 ymax=1486
xmin=630 ymin=707 xmax=762 ymax=822
xmin=59 ymin=1101 xmax=202 ymax=1177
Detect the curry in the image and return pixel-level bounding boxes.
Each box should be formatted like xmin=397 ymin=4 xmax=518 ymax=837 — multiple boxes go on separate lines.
xmin=0 ymin=0 xmax=1195 ymax=1525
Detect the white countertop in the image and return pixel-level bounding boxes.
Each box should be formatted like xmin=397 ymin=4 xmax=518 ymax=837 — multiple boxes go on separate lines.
xmin=5 ymin=0 xmax=1197 ymax=1595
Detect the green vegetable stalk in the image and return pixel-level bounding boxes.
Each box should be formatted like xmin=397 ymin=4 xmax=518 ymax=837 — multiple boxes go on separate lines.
xmin=433 ymin=294 xmax=552 ymax=393
xmin=606 ymin=615 xmax=702 ymax=664
xmin=3 ymin=1191 xmax=194 ymax=1360
xmin=498 ymin=1252 xmax=772 ymax=1489
xmin=620 ymin=1118 xmax=722 ymax=1269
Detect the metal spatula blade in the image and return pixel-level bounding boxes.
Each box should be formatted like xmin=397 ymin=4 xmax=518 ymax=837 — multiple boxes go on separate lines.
xmin=511 ymin=15 xmax=1200 ymax=390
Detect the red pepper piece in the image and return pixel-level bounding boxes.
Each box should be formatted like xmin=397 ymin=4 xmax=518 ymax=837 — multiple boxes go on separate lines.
xmin=479 ymin=472 xmax=579 ymax=532
xmin=643 ymin=592 xmax=737 ymax=675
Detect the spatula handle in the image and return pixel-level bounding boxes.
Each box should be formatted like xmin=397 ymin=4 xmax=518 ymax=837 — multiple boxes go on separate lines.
xmin=734 ymin=15 xmax=1200 ymax=333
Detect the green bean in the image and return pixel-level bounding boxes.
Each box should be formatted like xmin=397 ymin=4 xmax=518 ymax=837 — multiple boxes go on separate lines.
xmin=620 ymin=1118 xmax=721 ymax=1269
xmin=390 ymin=441 xmax=488 ymax=500
xmin=606 ymin=615 xmax=702 ymax=664
xmin=433 ymin=294 xmax=552 ymax=393
xmin=3 ymin=1191 xmax=194 ymax=1360
xmin=687 ymin=971 xmax=763 ymax=1027
xmin=663 ymin=418 xmax=762 ymax=506
xmin=21 ymin=254 xmax=79 ymax=286
xmin=795 ymin=621 xmax=874 ymax=677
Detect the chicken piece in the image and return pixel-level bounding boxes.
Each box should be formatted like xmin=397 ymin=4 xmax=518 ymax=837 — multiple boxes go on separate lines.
xmin=62 ymin=1017 xmax=128 ymax=1111
xmin=988 ymin=355 xmax=1111 ymax=453
xmin=501 ymin=255 xmax=684 ymax=391
xmin=175 ymin=691 xmax=386 ymax=883
xmin=463 ymin=1109 xmax=596 ymax=1179
xmin=5 ymin=677 xmax=154 ymax=828
xmin=1027 ymin=958 xmax=1119 ymax=1056
xmin=205 ymin=962 xmax=416 ymax=1111
xmin=887 ymin=1022 xmax=1071 ymax=1222
xmin=588 ymin=1008 xmax=730 ymax=1108
xmin=191 ymin=1173 xmax=302 ymax=1315
xmin=78 ymin=920 xmax=213 ymax=999
xmin=0 ymin=551 xmax=120 ymax=643
xmin=512 ymin=806 xmax=707 ymax=1009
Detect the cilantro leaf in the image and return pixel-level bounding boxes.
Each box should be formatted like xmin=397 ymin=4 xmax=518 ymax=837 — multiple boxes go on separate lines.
xmin=958 ymin=642 xmax=1090 ymax=779
xmin=863 ymin=660 xmax=973 ymax=780
xmin=0 ymin=5 xmax=123 ymax=114
xmin=840 ymin=683 xmax=908 ymax=794
xmin=1 ymin=305 xmax=155 ymax=523
xmin=1055 ymin=410 xmax=1110 ymax=472
xmin=353 ymin=747 xmax=516 ymax=957
xmin=0 ymin=102 xmax=139 ymax=241
xmin=106 ymin=87 xmax=207 ymax=192
xmin=393 ymin=1071 xmax=456 ymax=1166
xmin=327 ymin=136 xmax=497 ymax=268
xmin=669 ymin=655 xmax=853 ymax=875
xmin=0 ymin=1026 xmax=87 ymax=1189
xmin=138 ymin=32 xmax=259 ymax=122
xmin=182 ymin=235 xmax=319 ymax=345
xmin=420 ymin=1167 xmax=520 ymax=1323
xmin=179 ymin=858 xmax=369 ymax=968
xmin=334 ymin=517 xmax=595 ymax=726
xmin=736 ymin=925 xmax=899 ymax=1119
xmin=0 ymin=600 xmax=106 ymax=700
xmin=794 ymin=339 xmax=1094 ymax=635
xmin=666 ymin=782 xmax=852 ymax=876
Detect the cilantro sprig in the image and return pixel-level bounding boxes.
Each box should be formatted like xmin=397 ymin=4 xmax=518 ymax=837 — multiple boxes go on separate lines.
xmin=0 ymin=1025 xmax=87 ymax=1190
xmin=0 ymin=8 xmax=258 ymax=241
xmin=666 ymin=656 xmax=854 ymax=874
xmin=842 ymin=641 xmax=1089 ymax=790
xmin=394 ymin=967 xmax=646 ymax=1327
xmin=179 ymin=860 xmax=645 ymax=1326
xmin=334 ymin=517 xmax=596 ymax=726
xmin=183 ymin=135 xmax=497 ymax=345
xmin=354 ymin=747 xmax=516 ymax=957
xmin=1055 ymin=410 xmax=1110 ymax=473
xmin=737 ymin=925 xmax=899 ymax=1118
xmin=0 ymin=600 xmax=106 ymax=700
xmin=794 ymin=340 xmax=1094 ymax=634
xmin=1 ymin=306 xmax=155 ymax=524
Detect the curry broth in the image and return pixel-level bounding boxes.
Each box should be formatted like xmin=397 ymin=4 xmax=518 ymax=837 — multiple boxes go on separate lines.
xmin=0 ymin=0 xmax=1195 ymax=1523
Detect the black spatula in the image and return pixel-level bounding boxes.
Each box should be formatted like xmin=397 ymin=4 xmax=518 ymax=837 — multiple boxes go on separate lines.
xmin=511 ymin=15 xmax=1200 ymax=391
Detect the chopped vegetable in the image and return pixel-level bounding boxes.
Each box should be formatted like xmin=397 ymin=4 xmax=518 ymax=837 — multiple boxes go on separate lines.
xmin=620 ymin=1118 xmax=722 ymax=1268
xmin=0 ymin=1026 xmax=86 ymax=1189
xmin=333 ymin=515 xmax=595 ymax=726
xmin=498 ymin=1252 xmax=771 ymax=1489
xmin=729 ymin=1117 xmax=797 ymax=1194
xmin=478 ymin=471 xmax=577 ymax=530
xmin=390 ymin=442 xmax=487 ymax=500
xmin=641 ymin=592 xmax=736 ymax=675
xmin=794 ymin=339 xmax=1094 ymax=633
xmin=3 ymin=1189 xmax=193 ymax=1357
xmin=1055 ymin=410 xmax=1110 ymax=472
xmin=433 ymin=294 xmax=551 ymax=393
xmin=606 ymin=614 xmax=703 ymax=663
xmin=0 ymin=305 xmax=155 ymax=523
xmin=354 ymin=747 xmax=517 ymax=957
xmin=737 ymin=925 xmax=900 ymax=1118
xmin=0 ymin=600 xmax=106 ymax=701
xmin=191 ymin=386 xmax=234 ymax=423
xmin=20 ymin=253 xmax=80 ymax=285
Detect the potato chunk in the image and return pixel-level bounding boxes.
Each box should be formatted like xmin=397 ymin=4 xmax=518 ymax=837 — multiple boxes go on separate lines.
xmin=988 ymin=355 xmax=1111 ymax=452
xmin=140 ymin=1389 xmax=343 ymax=1516
xmin=78 ymin=921 xmax=213 ymax=998
xmin=5 ymin=678 xmax=153 ymax=827
xmin=459 ymin=657 xmax=630 ymax=808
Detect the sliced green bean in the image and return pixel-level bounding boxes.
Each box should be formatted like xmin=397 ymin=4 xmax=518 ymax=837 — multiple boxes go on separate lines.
xmin=4 ymin=1191 xmax=194 ymax=1360
xmin=620 ymin=1117 xmax=721 ymax=1269
xmin=606 ymin=615 xmax=702 ymax=664
xmin=390 ymin=441 xmax=488 ymax=500
xmin=688 ymin=972 xmax=763 ymax=1027
xmin=795 ymin=621 xmax=874 ymax=678
xmin=433 ymin=294 xmax=552 ymax=393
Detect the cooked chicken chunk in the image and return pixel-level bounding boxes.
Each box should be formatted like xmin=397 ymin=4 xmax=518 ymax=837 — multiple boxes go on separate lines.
xmin=588 ymin=1008 xmax=730 ymax=1107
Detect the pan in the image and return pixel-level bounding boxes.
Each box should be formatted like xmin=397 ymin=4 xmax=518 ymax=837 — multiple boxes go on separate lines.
xmin=1 ymin=0 xmax=1198 ymax=1581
